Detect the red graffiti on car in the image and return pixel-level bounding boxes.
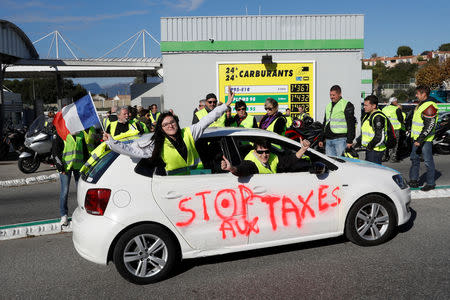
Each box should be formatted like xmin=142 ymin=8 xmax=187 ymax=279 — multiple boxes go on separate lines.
xmin=176 ymin=184 xmax=341 ymax=239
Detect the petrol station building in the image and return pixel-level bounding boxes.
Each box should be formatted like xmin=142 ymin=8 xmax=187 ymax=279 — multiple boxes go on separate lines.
xmin=160 ymin=14 xmax=365 ymax=127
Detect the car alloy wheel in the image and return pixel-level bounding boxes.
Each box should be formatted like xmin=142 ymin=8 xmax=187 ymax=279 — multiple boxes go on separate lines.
xmin=345 ymin=195 xmax=396 ymax=246
xmin=113 ymin=224 xmax=179 ymax=284
xmin=355 ymin=203 xmax=389 ymax=241
xmin=123 ymin=233 xmax=168 ymax=278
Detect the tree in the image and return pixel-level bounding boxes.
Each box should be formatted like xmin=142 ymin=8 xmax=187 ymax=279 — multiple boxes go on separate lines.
xmin=438 ymin=43 xmax=450 ymax=51
xmin=3 ymin=78 xmax=87 ymax=105
xmin=415 ymin=58 xmax=449 ymax=89
xmin=378 ymin=62 xmax=418 ymax=85
xmin=392 ymin=87 xmax=416 ymax=103
xmin=370 ymin=53 xmax=378 ymax=58
xmin=397 ymin=46 xmax=413 ymax=57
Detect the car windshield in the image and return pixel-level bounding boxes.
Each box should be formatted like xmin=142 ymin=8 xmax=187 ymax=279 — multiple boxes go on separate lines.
xmin=27 ymin=115 xmax=45 ymax=137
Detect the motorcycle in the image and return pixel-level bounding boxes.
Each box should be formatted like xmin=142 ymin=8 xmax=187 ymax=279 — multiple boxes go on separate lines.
xmin=18 ymin=115 xmax=54 ymax=174
xmin=285 ymin=116 xmax=324 ymax=151
xmin=433 ymin=112 xmax=450 ymax=155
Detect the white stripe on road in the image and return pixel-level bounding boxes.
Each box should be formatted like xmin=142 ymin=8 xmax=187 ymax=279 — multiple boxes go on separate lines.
xmin=0 ymin=173 xmax=59 ymax=188
xmin=0 ymin=188 xmax=449 ymax=241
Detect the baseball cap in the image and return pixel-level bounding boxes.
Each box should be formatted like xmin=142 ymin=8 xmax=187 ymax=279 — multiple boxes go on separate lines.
xmin=389 ymin=97 xmax=398 ymax=104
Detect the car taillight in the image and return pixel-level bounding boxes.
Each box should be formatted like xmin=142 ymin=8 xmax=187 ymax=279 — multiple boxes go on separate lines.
xmin=84 ymin=189 xmax=111 ymax=216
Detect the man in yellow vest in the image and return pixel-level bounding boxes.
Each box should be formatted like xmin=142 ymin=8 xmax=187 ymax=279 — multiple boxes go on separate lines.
xmin=193 ymin=93 xmax=226 ymax=127
xmin=297 ymin=105 xmax=310 ymax=121
xmin=52 ymin=131 xmax=89 ymax=226
xmin=149 ymin=104 xmax=161 ymax=126
xmin=229 ymin=100 xmax=258 ymax=128
xmin=319 ymin=85 xmax=356 ymax=156
xmin=221 ymin=138 xmax=311 ymax=176
xmin=382 ymin=97 xmax=404 ymax=162
xmin=285 ymin=108 xmax=293 ymax=128
xmin=359 ymin=95 xmax=388 ymax=165
xmin=409 ymin=86 xmax=438 ymax=191
xmin=106 ymin=106 xmax=144 ymax=140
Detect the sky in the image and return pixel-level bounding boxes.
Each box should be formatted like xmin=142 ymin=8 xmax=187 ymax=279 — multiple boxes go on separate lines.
xmin=2 ymin=0 xmax=449 ymax=86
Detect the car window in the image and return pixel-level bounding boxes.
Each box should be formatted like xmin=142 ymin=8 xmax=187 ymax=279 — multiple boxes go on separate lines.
xmin=195 ymin=136 xmax=228 ymax=175
xmin=229 ymin=136 xmax=338 ymax=172
xmin=82 ymin=151 xmax=119 ymax=183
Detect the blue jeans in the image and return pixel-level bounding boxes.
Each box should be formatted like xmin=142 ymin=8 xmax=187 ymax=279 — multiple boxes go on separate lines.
xmin=366 ymin=150 xmax=384 ymax=165
xmin=325 ymin=137 xmax=347 ymax=157
xmin=409 ymin=141 xmax=435 ymax=185
xmin=59 ymin=170 xmax=80 ymax=217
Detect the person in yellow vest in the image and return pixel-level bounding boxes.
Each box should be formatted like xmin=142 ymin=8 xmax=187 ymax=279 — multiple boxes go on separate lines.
xmin=297 ymin=105 xmax=310 ymax=121
xmin=259 ymin=98 xmax=287 ymax=135
xmin=229 ymin=100 xmax=258 ymax=128
xmin=149 ymin=104 xmax=161 ymax=126
xmin=285 ymin=108 xmax=293 ymax=128
xmin=128 ymin=106 xmax=150 ymax=134
xmin=193 ymin=93 xmax=226 ymax=127
xmin=358 ymin=95 xmax=388 ymax=165
xmin=104 ymin=106 xmax=119 ymax=130
xmin=52 ymin=131 xmax=89 ymax=226
xmin=220 ymin=138 xmax=311 ymax=176
xmin=105 ymin=106 xmax=144 ymax=140
xmin=382 ymin=97 xmax=404 ymax=162
xmin=103 ymin=89 xmax=235 ymax=176
xmin=318 ymin=85 xmax=356 ymax=157
xmin=409 ymin=86 xmax=438 ymax=191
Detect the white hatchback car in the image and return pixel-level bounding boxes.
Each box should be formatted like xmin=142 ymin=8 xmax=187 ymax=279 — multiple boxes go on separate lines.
xmin=72 ymin=128 xmax=411 ymax=284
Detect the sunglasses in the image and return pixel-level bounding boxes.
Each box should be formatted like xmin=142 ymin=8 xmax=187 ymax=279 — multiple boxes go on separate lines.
xmin=256 ymin=149 xmax=270 ymax=155
xmin=207 ymin=100 xmax=218 ymax=104
xmin=236 ymin=108 xmax=245 ymax=111
xmin=265 ymin=107 xmax=274 ymax=111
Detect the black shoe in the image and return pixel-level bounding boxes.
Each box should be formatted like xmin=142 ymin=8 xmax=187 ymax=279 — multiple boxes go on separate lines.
xmin=408 ymin=180 xmax=419 ymax=188
xmin=421 ymin=184 xmax=435 ymax=191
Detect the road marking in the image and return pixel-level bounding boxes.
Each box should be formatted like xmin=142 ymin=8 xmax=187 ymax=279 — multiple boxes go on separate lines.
xmin=0 ymin=173 xmax=59 ymax=188
xmin=0 ymin=218 xmax=72 ymax=241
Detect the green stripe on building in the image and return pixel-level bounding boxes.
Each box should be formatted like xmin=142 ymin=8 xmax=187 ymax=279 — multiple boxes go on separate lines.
xmin=361 ymin=79 xmax=373 ymax=84
xmin=161 ymin=39 xmax=364 ymax=52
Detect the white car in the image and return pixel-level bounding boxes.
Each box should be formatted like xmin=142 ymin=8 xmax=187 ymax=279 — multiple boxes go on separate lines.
xmin=72 ymin=128 xmax=411 ymax=284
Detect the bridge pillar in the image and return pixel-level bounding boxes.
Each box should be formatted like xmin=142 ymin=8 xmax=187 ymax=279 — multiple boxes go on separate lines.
xmin=0 ymin=63 xmax=5 ymax=136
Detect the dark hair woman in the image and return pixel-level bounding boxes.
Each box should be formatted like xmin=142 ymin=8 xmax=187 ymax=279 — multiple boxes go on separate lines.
xmin=103 ymin=89 xmax=235 ymax=175
xmin=259 ymin=97 xmax=287 ymax=135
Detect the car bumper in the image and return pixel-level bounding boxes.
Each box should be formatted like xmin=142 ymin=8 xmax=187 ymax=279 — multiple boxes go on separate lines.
xmin=72 ymin=206 xmax=126 ymax=265
xmin=386 ymin=187 xmax=411 ymax=226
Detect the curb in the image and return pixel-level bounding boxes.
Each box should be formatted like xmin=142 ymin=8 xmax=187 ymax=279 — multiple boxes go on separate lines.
xmin=1 ymin=188 xmax=449 ymax=241
xmin=0 ymin=173 xmax=59 ymax=188
xmin=0 ymin=218 xmax=72 ymax=241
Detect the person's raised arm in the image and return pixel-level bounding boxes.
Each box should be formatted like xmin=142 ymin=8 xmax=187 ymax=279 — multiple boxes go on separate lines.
xmin=103 ymin=132 xmax=155 ymax=158
xmin=191 ymin=86 xmax=235 ymax=141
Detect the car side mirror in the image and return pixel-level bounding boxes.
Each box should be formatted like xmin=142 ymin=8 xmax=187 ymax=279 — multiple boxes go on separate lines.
xmin=309 ymin=162 xmax=328 ymax=175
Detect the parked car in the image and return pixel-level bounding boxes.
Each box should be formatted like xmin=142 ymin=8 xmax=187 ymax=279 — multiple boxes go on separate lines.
xmin=72 ymin=128 xmax=411 ymax=284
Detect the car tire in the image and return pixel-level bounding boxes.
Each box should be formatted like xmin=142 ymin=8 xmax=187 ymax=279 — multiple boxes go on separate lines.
xmin=113 ymin=224 xmax=179 ymax=284
xmin=345 ymin=195 xmax=396 ymax=246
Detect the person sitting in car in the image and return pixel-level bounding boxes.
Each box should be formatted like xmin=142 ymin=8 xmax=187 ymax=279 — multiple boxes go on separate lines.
xmin=103 ymin=89 xmax=235 ymax=176
xmin=221 ymin=138 xmax=311 ymax=177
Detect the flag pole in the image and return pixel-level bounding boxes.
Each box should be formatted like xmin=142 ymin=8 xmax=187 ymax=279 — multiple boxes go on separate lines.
xmin=89 ymin=92 xmax=105 ymax=132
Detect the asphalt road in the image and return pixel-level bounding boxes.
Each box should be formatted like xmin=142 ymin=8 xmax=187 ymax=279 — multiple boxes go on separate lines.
xmin=0 ymin=197 xmax=449 ymax=299
xmin=0 ymin=181 xmax=77 ymax=226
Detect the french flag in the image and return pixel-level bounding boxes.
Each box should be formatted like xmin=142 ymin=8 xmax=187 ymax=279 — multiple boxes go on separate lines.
xmin=53 ymin=94 xmax=100 ymax=140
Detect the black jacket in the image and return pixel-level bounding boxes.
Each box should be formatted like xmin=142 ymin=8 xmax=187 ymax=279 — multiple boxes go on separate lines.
xmin=259 ymin=112 xmax=287 ymax=135
xmin=323 ymin=100 xmax=356 ymax=144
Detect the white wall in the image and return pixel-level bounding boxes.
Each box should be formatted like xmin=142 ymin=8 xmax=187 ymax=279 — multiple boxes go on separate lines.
xmin=163 ymin=50 xmax=363 ymax=130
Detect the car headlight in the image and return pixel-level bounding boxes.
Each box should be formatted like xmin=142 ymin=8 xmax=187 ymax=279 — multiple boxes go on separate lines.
xmin=393 ymin=174 xmax=408 ymax=189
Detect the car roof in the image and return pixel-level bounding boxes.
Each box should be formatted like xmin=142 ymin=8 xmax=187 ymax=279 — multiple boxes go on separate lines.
xmin=201 ymin=127 xmax=300 ymax=144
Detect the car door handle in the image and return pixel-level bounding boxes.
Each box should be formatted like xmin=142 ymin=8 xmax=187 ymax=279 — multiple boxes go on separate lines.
xmin=252 ymin=186 xmax=267 ymax=194
xmin=165 ymin=191 xmax=182 ymax=199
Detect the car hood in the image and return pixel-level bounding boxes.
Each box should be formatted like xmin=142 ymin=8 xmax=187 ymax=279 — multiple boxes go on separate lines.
xmin=338 ymin=157 xmax=400 ymax=174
